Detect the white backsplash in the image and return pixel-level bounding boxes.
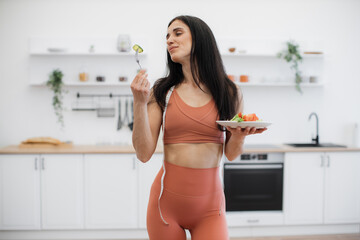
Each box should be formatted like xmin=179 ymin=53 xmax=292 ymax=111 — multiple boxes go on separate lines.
xmin=1 ymin=0 xmax=360 ymax=147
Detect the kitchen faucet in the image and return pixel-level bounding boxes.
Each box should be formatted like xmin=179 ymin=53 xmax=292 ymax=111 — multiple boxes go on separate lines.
xmin=308 ymin=112 xmax=319 ymax=145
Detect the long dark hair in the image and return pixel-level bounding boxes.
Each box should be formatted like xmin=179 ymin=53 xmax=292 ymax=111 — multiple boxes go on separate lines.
xmin=152 ymin=15 xmax=240 ymax=129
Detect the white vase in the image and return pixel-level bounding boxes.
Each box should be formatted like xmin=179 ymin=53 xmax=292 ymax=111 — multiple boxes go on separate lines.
xmin=117 ymin=34 xmax=131 ymax=52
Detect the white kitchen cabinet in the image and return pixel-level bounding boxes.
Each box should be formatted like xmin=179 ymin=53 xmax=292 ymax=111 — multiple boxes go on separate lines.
xmin=0 ymin=154 xmax=41 ymax=230
xmin=84 ymin=154 xmax=138 ymax=229
xmin=284 ymin=151 xmax=360 ymax=225
xmin=323 ymin=152 xmax=360 ymax=223
xmin=0 ymin=154 xmax=84 ymax=230
xmin=138 ymin=154 xmax=163 ymax=228
xmin=284 ymin=152 xmax=324 ymax=224
xmin=40 ymin=154 xmax=84 ymax=229
xmin=226 ymin=211 xmax=284 ymax=227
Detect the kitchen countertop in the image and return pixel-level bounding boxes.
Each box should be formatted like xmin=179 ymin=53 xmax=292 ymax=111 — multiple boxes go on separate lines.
xmin=0 ymin=144 xmax=162 ymax=154
xmin=0 ymin=144 xmax=359 ymax=154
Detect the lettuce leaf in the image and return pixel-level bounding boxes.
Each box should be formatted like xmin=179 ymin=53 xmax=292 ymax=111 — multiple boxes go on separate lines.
xmin=231 ymin=114 xmax=244 ymax=122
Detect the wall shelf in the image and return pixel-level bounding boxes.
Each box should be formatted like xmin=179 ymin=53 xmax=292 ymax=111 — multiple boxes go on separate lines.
xmin=30 ymin=81 xmax=131 ymax=87
xmin=234 ymin=82 xmax=323 ymax=87
xmin=28 ymin=36 xmax=147 ymax=86
xmin=30 ymin=52 xmax=147 ymax=57
xmin=221 ymin=53 xmax=324 ymax=58
xmin=218 ymin=38 xmax=325 ymax=89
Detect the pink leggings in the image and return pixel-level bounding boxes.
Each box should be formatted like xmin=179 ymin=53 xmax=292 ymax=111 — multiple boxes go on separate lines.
xmin=147 ymin=161 xmax=228 ymax=240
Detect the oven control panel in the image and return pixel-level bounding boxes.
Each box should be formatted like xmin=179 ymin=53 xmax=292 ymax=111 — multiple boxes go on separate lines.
xmin=225 ymin=152 xmax=284 ymax=164
xmin=241 ymin=153 xmax=268 ymax=160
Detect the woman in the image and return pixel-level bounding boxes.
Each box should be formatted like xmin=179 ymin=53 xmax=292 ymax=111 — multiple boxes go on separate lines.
xmin=131 ymin=15 xmax=267 ymax=240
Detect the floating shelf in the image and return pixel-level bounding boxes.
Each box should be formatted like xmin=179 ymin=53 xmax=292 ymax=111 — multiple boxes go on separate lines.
xmin=221 ymin=53 xmax=324 ymax=58
xmin=30 ymin=52 xmax=147 ymax=57
xmin=234 ymin=82 xmax=323 ymax=87
xmin=28 ymin=36 xmax=147 ymax=87
xmin=30 ymin=81 xmax=131 ymax=87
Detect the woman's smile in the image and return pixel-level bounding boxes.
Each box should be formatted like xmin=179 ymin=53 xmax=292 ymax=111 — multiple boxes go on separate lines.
xmin=166 ymin=20 xmax=192 ymax=63
xmin=168 ymin=46 xmax=178 ymax=53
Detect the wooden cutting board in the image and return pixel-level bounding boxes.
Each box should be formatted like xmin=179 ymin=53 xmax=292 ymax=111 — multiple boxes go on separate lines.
xmin=19 ymin=137 xmax=72 ymax=148
xmin=19 ymin=142 xmax=73 ymax=148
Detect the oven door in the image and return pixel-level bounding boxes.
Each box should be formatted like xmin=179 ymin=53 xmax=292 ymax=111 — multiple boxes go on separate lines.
xmin=224 ymin=163 xmax=283 ymax=211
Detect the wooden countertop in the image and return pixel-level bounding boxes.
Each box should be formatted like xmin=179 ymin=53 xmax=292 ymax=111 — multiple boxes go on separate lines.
xmin=0 ymin=144 xmax=359 ymax=154
xmin=0 ymin=144 xmax=162 ymax=154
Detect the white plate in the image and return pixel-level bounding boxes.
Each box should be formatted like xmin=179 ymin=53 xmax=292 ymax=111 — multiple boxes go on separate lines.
xmin=216 ymin=120 xmax=271 ymax=129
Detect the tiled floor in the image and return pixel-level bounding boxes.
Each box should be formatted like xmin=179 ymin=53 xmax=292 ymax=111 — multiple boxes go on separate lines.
xmin=134 ymin=234 xmax=360 ymax=240
xmin=230 ymin=234 xmax=360 ymax=240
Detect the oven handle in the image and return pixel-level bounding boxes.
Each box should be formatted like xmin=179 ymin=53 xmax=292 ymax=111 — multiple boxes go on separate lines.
xmin=224 ymin=164 xmax=283 ymax=169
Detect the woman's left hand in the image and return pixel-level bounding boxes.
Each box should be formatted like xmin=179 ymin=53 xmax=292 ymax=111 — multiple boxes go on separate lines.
xmin=226 ymin=126 xmax=267 ymax=140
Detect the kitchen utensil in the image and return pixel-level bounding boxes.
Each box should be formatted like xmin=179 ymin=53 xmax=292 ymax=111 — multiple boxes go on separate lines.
xmin=135 ymin=49 xmax=142 ymax=69
xmin=22 ymin=137 xmax=62 ymax=145
xmin=133 ymin=44 xmax=143 ymax=70
xmin=71 ymin=98 xmax=97 ymax=111
xmin=97 ymin=99 xmax=115 ymax=118
xmin=122 ymin=98 xmax=130 ymax=125
xmin=117 ymin=99 xmax=122 ymax=130
xmin=128 ymin=99 xmax=134 ymax=131
xmin=97 ymin=107 xmax=115 ymax=118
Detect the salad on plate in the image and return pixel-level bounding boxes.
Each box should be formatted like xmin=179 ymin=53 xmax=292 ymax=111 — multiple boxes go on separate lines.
xmin=216 ymin=112 xmax=271 ymax=129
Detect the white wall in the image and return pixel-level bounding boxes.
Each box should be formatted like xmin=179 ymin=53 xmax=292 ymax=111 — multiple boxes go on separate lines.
xmin=0 ymin=0 xmax=359 ymax=147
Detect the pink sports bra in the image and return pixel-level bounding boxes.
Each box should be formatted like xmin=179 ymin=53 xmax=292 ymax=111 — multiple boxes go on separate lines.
xmin=163 ymin=89 xmax=224 ymax=145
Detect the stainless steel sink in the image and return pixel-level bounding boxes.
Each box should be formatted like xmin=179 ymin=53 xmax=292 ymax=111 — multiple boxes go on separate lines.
xmin=286 ymin=143 xmax=347 ymax=148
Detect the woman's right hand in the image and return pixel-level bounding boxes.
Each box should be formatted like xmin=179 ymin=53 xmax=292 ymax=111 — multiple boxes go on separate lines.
xmin=130 ymin=69 xmax=151 ymax=104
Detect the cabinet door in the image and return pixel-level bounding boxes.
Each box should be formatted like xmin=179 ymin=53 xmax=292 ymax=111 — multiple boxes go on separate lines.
xmin=284 ymin=152 xmax=324 ymax=225
xmin=138 ymin=154 xmax=163 ymax=228
xmin=40 ymin=154 xmax=84 ymax=229
xmin=324 ymin=152 xmax=360 ymax=224
xmin=84 ymin=154 xmax=138 ymax=229
xmin=0 ymin=154 xmax=40 ymax=230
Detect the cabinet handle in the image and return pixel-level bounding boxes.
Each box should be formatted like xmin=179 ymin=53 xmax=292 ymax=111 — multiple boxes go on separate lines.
xmin=133 ymin=157 xmax=136 ymax=170
xmin=320 ymin=155 xmax=324 ymax=167
xmin=327 ymin=155 xmax=330 ymax=167
xmin=41 ymin=157 xmax=45 ymax=170
xmin=247 ymin=219 xmax=259 ymax=223
xmin=34 ymin=157 xmax=38 ymax=170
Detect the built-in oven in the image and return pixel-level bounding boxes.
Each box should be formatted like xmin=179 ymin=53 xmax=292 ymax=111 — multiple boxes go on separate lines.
xmin=224 ymin=146 xmax=284 ymax=212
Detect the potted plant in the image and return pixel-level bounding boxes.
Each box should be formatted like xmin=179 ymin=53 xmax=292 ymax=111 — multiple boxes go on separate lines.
xmin=277 ymin=40 xmax=303 ymax=94
xmin=46 ymin=69 xmax=67 ymax=129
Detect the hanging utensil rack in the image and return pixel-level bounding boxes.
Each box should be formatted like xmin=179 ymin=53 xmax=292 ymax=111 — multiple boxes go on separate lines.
xmin=72 ymin=92 xmax=135 ymax=131
xmin=76 ymin=92 xmax=133 ymax=98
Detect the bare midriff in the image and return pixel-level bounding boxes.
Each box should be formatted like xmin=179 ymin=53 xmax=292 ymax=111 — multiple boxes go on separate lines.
xmin=164 ymin=143 xmax=223 ymax=168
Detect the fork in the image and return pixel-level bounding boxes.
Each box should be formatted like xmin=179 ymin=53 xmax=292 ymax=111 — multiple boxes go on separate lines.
xmin=135 ymin=50 xmax=142 ymax=70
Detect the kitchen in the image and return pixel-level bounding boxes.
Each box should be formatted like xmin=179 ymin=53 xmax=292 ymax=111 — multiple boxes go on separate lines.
xmin=0 ymin=0 xmax=360 ymax=239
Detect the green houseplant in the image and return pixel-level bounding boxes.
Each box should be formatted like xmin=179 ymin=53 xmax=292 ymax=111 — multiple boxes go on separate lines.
xmin=46 ymin=69 xmax=67 ymax=129
xmin=277 ymin=40 xmax=303 ymax=94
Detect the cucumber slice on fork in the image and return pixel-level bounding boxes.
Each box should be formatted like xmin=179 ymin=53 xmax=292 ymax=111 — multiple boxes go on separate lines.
xmin=132 ymin=44 xmax=143 ymax=53
xmin=132 ymin=44 xmax=143 ymax=69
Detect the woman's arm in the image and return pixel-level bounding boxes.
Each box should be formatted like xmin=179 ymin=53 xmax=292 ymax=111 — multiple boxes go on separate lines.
xmin=224 ymin=87 xmax=267 ymax=161
xmin=131 ymin=70 xmax=162 ymax=163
